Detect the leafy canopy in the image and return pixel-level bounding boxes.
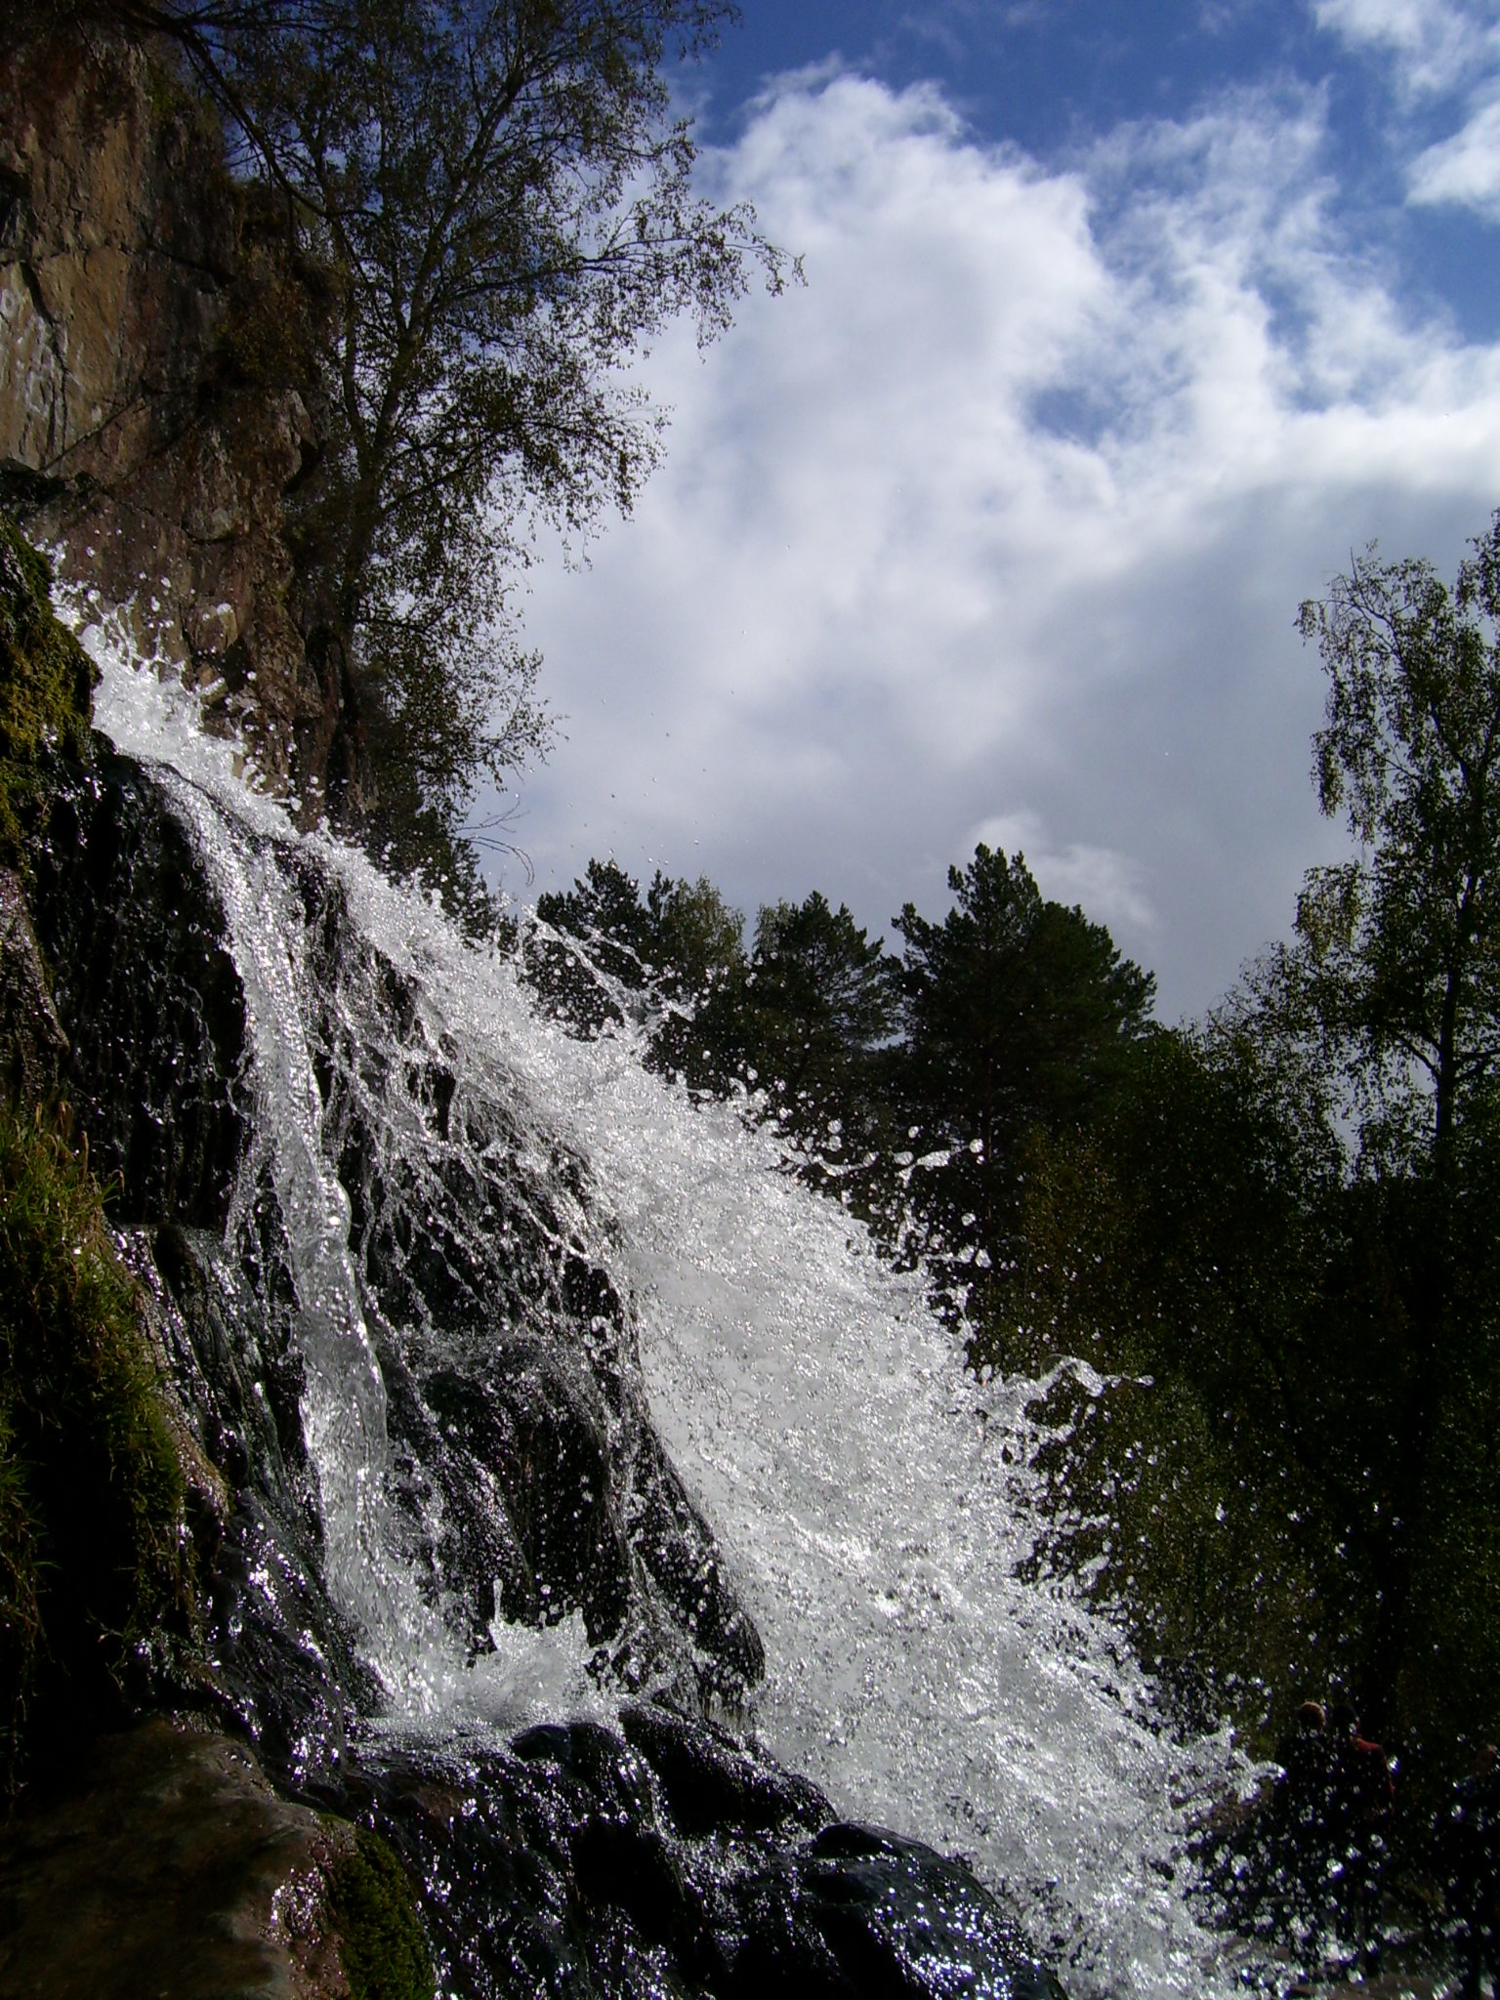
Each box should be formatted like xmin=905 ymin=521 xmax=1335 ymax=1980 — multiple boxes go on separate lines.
xmin=70 ymin=0 xmax=791 ymax=854
xmin=1287 ymin=515 xmax=1500 ymax=1167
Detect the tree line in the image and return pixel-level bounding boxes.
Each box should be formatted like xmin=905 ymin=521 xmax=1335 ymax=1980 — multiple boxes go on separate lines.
xmin=525 ymin=521 xmax=1500 ymax=1836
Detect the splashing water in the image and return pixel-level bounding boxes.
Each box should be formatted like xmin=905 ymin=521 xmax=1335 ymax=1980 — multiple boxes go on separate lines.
xmin=83 ymin=625 xmax=1247 ymax=1998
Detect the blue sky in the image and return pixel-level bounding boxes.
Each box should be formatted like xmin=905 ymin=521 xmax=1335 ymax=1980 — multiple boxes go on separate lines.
xmin=495 ymin=0 xmax=1500 ymax=1019
xmin=699 ymin=0 xmax=1500 ymax=334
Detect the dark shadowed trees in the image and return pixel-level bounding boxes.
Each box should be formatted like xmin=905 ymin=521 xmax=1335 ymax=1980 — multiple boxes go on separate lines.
xmin=977 ymin=1022 xmax=1349 ymax=1743
xmin=1270 ymin=516 xmax=1500 ymax=1749
xmin=529 ymin=858 xmax=746 ymax=1087
xmin=891 ymin=845 xmax=1154 ymax=1271
xmin=741 ymin=892 xmax=897 ymax=1152
xmin=530 ymin=857 xmax=660 ymax=1034
xmin=985 ymin=521 xmax=1500 ymax=1783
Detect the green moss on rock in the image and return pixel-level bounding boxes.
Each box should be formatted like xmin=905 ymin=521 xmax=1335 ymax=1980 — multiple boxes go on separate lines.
xmin=0 ymin=1116 xmax=192 ymax=1787
xmin=326 ymin=1827 xmax=435 ymax=2000
xmin=0 ymin=512 xmax=97 ymax=861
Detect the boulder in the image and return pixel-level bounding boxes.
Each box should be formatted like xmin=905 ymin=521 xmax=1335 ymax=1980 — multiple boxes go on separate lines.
xmin=0 ymin=1719 xmax=358 ymax=1999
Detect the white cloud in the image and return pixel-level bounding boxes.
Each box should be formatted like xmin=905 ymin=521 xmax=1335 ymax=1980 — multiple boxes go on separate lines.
xmin=1316 ymin=0 xmax=1500 ymax=217
xmin=501 ymin=71 xmax=1500 ymax=1018
xmin=1409 ymin=85 xmax=1500 ymax=211
xmin=1313 ymin=0 xmax=1488 ymax=93
xmin=970 ymin=813 xmax=1160 ymax=935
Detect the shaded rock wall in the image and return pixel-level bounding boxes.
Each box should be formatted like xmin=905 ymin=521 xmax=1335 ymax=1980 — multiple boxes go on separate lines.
xmin=0 ymin=24 xmax=351 ymax=809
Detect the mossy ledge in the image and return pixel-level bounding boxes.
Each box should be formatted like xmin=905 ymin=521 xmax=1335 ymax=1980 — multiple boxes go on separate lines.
xmin=0 ymin=512 xmax=96 ymax=865
xmin=0 ymin=1113 xmax=195 ymax=1787
xmin=0 ymin=515 xmax=197 ymax=1784
xmin=325 ymin=1825 xmax=435 ymax=2000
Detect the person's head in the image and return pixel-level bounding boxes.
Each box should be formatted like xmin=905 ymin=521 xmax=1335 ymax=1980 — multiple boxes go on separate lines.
xmin=1329 ymin=1702 xmax=1358 ymax=1738
xmin=1296 ymin=1701 xmax=1326 ymax=1735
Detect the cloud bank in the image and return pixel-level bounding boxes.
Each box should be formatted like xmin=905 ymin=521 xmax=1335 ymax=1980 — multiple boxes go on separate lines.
xmin=500 ymin=61 xmax=1500 ymax=1018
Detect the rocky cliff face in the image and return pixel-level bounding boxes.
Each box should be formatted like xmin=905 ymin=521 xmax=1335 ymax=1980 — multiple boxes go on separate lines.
xmin=0 ymin=23 xmax=353 ymax=811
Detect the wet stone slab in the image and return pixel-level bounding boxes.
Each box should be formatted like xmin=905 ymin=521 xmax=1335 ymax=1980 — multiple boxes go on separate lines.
xmin=0 ymin=1720 xmax=351 ymax=1999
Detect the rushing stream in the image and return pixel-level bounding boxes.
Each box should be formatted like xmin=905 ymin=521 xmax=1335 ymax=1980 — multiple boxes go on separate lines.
xmin=55 ymin=610 xmax=1250 ymax=1997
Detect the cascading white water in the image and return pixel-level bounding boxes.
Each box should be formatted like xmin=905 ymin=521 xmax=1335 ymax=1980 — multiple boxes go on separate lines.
xmin=84 ymin=616 xmax=1251 ymax=1999
xmin=152 ymin=761 xmax=420 ymax=1684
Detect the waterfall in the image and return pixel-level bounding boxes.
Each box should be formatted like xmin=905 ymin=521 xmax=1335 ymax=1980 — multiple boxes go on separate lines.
xmin=73 ymin=616 xmax=1249 ymax=1999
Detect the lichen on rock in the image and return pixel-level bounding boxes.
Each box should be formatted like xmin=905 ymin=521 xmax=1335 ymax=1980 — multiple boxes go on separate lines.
xmin=0 ymin=1111 xmax=198 ymax=1786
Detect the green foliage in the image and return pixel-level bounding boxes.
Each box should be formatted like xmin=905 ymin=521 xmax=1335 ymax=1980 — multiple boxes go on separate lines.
xmin=0 ymin=1115 xmax=193 ymax=1787
xmin=891 ymin=845 xmax=1155 ymax=1288
xmin=896 ymin=846 xmax=1155 ymax=1139
xmin=1028 ymin=1371 xmax=1328 ymax=1744
xmin=28 ymin=5 xmax=791 ymax=861
xmin=643 ymin=872 xmax=749 ymax=1092
xmin=528 ymin=866 xmax=901 ymax=1139
xmin=1290 ymin=515 xmax=1500 ymax=1168
xmin=741 ymin=892 xmax=898 ymax=1149
xmin=979 ymin=1028 xmax=1344 ymax=1748
xmin=326 ymin=1826 xmax=434 ymax=2000
xmin=532 ymin=857 xmax=661 ymax=1032
xmin=974 ymin=998 xmax=1500 ymax=1786
xmin=654 ymin=874 xmax=748 ymax=1009
xmin=973 ymin=517 xmax=1500 ymax=1795
xmin=529 ymin=857 xmax=749 ymax=1086
xmin=0 ymin=514 xmax=97 ymax=860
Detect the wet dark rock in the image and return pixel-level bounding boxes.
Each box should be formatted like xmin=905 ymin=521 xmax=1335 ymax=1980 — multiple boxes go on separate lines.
xmin=139 ymin=1221 xmax=376 ymax=1790
xmin=424 ymin=1338 xmax=628 ymax=1642
xmin=723 ymin=1821 xmax=1072 ymax=2000
xmin=619 ymin=1702 xmax=834 ymax=1839
xmin=0 ymin=866 xmax=66 ymax=1111
xmin=0 ymin=1719 xmax=357 ymax=1999
xmin=311 ymin=1717 xmax=1061 ymax=2000
xmin=27 ymin=756 xmax=247 ymax=1229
